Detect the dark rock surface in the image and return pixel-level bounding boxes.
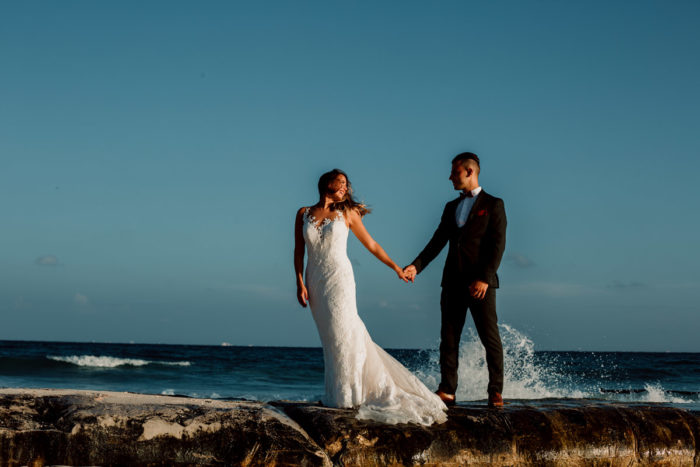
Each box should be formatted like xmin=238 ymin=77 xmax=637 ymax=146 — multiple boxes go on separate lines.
xmin=1 ymin=389 xmax=698 ymax=466
xmin=272 ymin=401 xmax=700 ymax=466
xmin=0 ymin=389 xmax=330 ymax=466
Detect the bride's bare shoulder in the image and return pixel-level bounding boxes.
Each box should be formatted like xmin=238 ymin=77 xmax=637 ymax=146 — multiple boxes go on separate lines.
xmin=344 ymin=206 xmax=363 ymax=226
xmin=296 ymin=206 xmax=310 ymax=222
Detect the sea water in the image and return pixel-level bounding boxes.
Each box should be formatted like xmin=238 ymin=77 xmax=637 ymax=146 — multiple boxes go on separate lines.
xmin=1 ymin=325 xmax=697 ymax=410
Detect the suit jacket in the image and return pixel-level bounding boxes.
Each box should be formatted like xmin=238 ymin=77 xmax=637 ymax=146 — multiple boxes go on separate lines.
xmin=411 ymin=190 xmax=506 ymax=288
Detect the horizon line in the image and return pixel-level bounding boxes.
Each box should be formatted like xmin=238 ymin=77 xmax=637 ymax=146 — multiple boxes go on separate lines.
xmin=0 ymin=339 xmax=696 ymax=354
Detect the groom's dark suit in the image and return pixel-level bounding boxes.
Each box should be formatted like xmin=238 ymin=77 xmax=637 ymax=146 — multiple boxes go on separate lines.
xmin=411 ymin=190 xmax=507 ymax=395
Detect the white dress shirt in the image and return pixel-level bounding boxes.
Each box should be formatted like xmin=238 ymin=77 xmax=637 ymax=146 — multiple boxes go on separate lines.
xmin=455 ymin=186 xmax=482 ymax=227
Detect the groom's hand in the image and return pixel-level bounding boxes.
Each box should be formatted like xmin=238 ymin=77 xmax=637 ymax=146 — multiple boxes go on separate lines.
xmin=403 ymin=265 xmax=417 ymax=283
xmin=469 ymin=280 xmax=489 ymax=300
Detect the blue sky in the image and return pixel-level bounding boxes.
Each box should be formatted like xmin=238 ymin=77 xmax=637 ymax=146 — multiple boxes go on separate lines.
xmin=2 ymin=1 xmax=698 ymax=351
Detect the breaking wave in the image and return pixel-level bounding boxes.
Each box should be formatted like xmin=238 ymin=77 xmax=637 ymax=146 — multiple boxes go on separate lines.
xmin=47 ymin=355 xmax=191 ymax=368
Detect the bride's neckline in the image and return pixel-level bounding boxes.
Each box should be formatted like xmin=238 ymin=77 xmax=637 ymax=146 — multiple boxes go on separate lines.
xmin=304 ymin=207 xmax=345 ymax=230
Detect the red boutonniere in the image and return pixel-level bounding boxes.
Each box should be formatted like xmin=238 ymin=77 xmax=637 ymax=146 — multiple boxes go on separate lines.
xmin=477 ymin=209 xmax=488 ymax=216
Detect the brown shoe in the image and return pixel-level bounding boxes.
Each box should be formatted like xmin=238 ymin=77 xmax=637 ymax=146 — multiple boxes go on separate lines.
xmin=488 ymin=392 xmax=503 ymax=408
xmin=435 ymin=390 xmax=456 ymax=406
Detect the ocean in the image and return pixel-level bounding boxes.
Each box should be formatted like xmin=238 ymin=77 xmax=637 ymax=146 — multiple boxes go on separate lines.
xmin=1 ymin=325 xmax=698 ymax=410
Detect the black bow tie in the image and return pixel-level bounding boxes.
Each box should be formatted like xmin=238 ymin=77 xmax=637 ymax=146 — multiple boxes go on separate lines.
xmin=460 ymin=191 xmax=475 ymax=199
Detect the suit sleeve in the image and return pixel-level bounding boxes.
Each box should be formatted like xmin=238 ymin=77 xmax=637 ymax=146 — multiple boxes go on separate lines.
xmin=410 ymin=203 xmax=451 ymax=274
xmin=478 ymin=198 xmax=507 ymax=282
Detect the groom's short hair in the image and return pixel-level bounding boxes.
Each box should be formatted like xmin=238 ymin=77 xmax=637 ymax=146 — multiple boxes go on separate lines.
xmin=452 ymin=152 xmax=480 ymax=172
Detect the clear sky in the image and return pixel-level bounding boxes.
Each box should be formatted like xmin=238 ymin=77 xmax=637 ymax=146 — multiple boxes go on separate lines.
xmin=2 ymin=1 xmax=698 ymax=351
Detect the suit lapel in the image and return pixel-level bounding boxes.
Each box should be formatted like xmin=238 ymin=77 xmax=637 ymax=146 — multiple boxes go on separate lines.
xmin=463 ymin=190 xmax=487 ymax=228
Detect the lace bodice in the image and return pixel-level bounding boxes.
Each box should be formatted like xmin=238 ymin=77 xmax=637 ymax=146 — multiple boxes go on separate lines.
xmin=302 ymin=208 xmax=349 ymax=267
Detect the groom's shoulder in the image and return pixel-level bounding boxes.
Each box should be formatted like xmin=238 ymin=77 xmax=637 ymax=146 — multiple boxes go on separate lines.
xmin=481 ymin=190 xmax=504 ymax=205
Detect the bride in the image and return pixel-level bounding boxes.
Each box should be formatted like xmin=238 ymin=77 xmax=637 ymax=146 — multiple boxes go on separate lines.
xmin=294 ymin=169 xmax=447 ymax=425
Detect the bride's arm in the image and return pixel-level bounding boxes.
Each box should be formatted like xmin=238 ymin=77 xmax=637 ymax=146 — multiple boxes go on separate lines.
xmin=347 ymin=209 xmax=409 ymax=282
xmin=294 ymin=207 xmax=309 ymax=307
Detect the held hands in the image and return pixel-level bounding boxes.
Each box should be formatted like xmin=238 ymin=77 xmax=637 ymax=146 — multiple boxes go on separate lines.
xmin=469 ymin=280 xmax=489 ymax=300
xmin=403 ymin=265 xmax=417 ymax=283
xmin=297 ymin=283 xmax=309 ymax=307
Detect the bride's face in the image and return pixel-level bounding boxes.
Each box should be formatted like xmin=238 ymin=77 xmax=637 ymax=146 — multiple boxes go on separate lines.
xmin=327 ymin=175 xmax=348 ymax=201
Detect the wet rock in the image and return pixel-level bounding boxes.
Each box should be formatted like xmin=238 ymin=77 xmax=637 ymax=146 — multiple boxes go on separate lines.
xmin=271 ymin=400 xmax=700 ymax=466
xmin=1 ymin=389 xmax=698 ymax=466
xmin=0 ymin=389 xmax=330 ymax=466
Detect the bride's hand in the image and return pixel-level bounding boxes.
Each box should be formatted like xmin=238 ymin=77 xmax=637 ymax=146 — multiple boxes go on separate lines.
xmin=297 ymin=283 xmax=309 ymax=307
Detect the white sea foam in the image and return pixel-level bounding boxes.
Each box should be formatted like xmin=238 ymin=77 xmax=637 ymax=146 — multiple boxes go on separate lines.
xmin=415 ymin=323 xmax=693 ymax=405
xmin=415 ymin=324 xmax=580 ymax=400
xmin=48 ymin=355 xmax=191 ymax=368
xmin=161 ymin=360 xmax=192 ymax=367
xmin=637 ymin=383 xmax=691 ymax=404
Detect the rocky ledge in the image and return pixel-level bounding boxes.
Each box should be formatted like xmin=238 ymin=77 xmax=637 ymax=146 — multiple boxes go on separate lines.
xmin=0 ymin=389 xmax=698 ymax=466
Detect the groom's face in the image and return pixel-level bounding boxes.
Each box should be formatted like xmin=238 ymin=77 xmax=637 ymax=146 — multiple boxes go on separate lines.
xmin=449 ymin=162 xmax=470 ymax=190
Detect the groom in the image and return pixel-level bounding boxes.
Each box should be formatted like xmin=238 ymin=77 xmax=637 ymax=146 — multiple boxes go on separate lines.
xmin=404 ymin=152 xmax=507 ymax=407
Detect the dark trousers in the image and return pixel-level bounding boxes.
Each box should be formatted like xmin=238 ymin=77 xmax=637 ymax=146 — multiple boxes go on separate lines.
xmin=438 ymin=286 xmax=503 ymax=396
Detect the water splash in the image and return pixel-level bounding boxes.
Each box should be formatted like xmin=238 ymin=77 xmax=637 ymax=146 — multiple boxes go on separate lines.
xmin=637 ymin=383 xmax=692 ymax=404
xmin=414 ymin=324 xmax=572 ymax=400
xmin=414 ymin=324 xmax=694 ymax=405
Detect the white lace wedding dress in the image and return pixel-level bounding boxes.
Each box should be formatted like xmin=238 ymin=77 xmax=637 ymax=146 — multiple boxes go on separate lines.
xmin=303 ymin=208 xmax=447 ymax=426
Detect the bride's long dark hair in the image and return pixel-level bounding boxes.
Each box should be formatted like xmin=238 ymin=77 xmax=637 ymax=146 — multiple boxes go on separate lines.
xmin=318 ymin=169 xmax=371 ymax=216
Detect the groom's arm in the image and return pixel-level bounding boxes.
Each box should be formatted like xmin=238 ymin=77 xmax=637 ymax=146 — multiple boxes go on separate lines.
xmin=410 ymin=203 xmax=451 ymax=274
xmin=477 ymin=198 xmax=507 ymax=284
